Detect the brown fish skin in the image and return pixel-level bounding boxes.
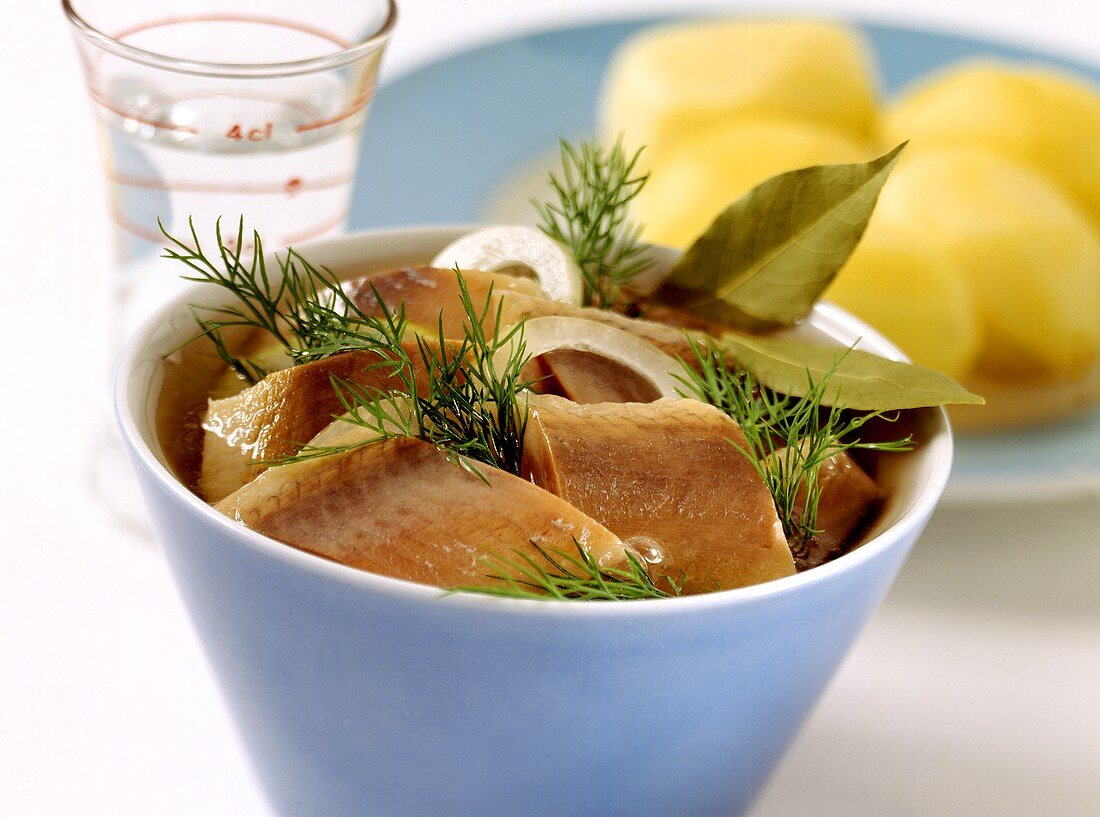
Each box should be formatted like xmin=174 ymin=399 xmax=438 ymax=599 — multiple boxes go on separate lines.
xmin=522 ymin=395 xmax=795 ymax=594
xmin=345 ymin=266 xmax=542 ymax=339
xmin=344 ymin=266 xmax=798 ymax=383
xmin=625 ymin=302 xmax=730 ymax=335
xmin=200 ymin=342 xmax=440 ymax=503
xmin=788 ymin=451 xmax=880 ymax=570
xmin=344 ymin=265 xmax=702 ymax=360
xmin=216 ymin=437 xmax=625 ymax=590
xmin=201 ymin=266 xmax=703 ymax=500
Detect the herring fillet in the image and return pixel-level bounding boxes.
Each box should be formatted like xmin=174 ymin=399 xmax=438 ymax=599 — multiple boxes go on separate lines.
xmin=345 ymin=266 xmax=543 ymax=338
xmin=787 ymin=450 xmax=880 ymax=569
xmin=346 ymin=265 xmax=699 ymax=360
xmin=216 ymin=437 xmax=625 ymax=589
xmin=200 ymin=342 xmax=437 ymax=503
xmin=523 ymin=395 xmax=795 ymax=593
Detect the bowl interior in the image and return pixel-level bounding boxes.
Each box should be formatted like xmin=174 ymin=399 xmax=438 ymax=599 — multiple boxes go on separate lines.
xmin=117 ymin=225 xmax=952 ymax=603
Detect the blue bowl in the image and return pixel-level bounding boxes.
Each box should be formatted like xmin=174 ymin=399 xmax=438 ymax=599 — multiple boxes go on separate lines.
xmin=116 ymin=227 xmax=952 ymax=817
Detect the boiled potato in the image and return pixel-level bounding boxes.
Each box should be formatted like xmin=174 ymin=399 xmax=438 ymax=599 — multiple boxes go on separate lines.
xmin=601 ymin=20 xmax=879 ymax=159
xmin=827 ymin=223 xmax=980 ymax=379
xmin=883 ymin=61 xmax=1100 ymax=224
xmin=633 ymin=116 xmax=872 ymax=248
xmin=871 ymin=148 xmax=1100 ymax=381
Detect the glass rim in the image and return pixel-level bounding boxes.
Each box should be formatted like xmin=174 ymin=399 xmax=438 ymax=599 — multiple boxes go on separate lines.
xmin=61 ymin=0 xmax=398 ymax=78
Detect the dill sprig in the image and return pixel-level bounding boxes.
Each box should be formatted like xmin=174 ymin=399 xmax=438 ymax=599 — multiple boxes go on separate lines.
xmin=292 ymin=274 xmax=533 ymax=477
xmin=676 ymin=339 xmax=913 ymax=551
xmin=164 ymin=220 xmax=534 ymax=477
xmin=533 ymin=136 xmax=653 ymax=309
xmin=456 ymin=541 xmax=682 ymax=601
xmin=419 ymin=275 xmax=531 ymax=475
xmin=161 ymin=217 xmax=396 ymax=383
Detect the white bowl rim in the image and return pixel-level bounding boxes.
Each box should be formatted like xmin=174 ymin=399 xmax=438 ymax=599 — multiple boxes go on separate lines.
xmin=116 ymin=224 xmax=953 ymax=618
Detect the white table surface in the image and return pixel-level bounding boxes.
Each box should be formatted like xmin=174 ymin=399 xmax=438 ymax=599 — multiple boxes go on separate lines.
xmin=2 ymin=1 xmax=1098 ymax=815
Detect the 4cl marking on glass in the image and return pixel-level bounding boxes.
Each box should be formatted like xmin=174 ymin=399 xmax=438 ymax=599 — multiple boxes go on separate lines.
xmin=226 ymin=122 xmax=274 ymax=142
xmin=93 ymin=81 xmax=367 ymax=241
xmin=77 ymin=12 xmax=384 ymax=338
xmin=91 ymin=84 xmax=368 ymax=336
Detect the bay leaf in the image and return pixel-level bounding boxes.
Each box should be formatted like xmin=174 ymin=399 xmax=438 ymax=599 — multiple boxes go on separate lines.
xmin=719 ymin=333 xmax=984 ymax=411
xmin=660 ymin=143 xmax=907 ymax=329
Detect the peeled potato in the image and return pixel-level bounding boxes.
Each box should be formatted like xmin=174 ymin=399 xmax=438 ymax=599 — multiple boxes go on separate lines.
xmin=600 ymin=19 xmax=879 ymax=159
xmin=827 ymin=223 xmax=980 ymax=379
xmin=883 ymin=61 xmax=1100 ymax=224
xmin=871 ymin=148 xmax=1100 ymax=381
xmin=633 ymin=116 xmax=872 ymax=248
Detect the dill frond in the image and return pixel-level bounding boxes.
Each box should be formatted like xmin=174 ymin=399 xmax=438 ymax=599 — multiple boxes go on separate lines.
xmin=532 ymin=136 xmax=653 ymax=309
xmin=414 ymin=274 xmax=532 ymax=476
xmin=456 ymin=541 xmax=682 ymax=601
xmin=676 ymin=339 xmax=913 ymax=550
xmin=251 ymin=281 xmax=532 ymax=476
xmin=161 ymin=216 xmax=398 ymax=383
xmin=166 ymin=219 xmax=535 ymax=477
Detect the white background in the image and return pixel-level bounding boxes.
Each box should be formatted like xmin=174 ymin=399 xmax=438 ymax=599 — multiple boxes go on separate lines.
xmin=2 ymin=1 xmax=1098 ymax=815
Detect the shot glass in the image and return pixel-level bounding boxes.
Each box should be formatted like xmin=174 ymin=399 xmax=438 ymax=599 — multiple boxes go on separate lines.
xmin=63 ymin=0 xmax=397 ymax=346
xmin=63 ymin=0 xmax=396 ymax=535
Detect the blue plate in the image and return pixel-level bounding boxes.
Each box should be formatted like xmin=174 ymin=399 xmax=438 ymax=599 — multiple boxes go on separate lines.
xmin=349 ymin=17 xmax=1100 ymax=503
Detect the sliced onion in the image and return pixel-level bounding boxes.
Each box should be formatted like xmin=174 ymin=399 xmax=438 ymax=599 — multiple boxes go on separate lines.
xmin=623 ymin=244 xmax=680 ymax=296
xmin=502 ymin=316 xmax=683 ymax=399
xmin=431 ymin=226 xmax=584 ymax=305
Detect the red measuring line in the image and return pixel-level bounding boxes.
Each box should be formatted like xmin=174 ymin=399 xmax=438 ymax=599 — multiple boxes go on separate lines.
xmin=296 ymin=91 xmax=374 ymax=132
xmin=106 ymin=171 xmax=354 ymax=195
xmin=111 ymin=205 xmax=350 ymax=248
xmin=87 ymin=82 xmax=368 ymax=137
xmin=105 ymin=14 xmax=374 ymax=134
xmin=110 ymin=206 xmax=167 ymax=244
